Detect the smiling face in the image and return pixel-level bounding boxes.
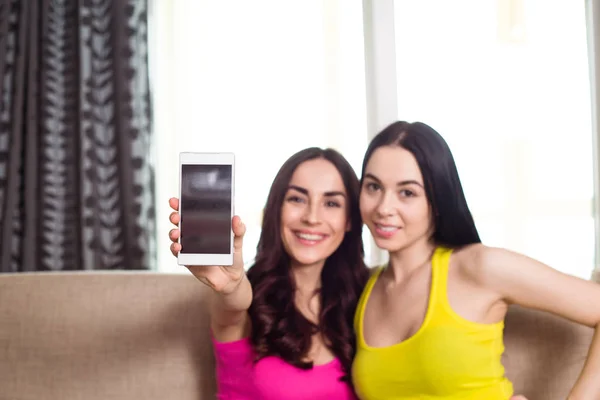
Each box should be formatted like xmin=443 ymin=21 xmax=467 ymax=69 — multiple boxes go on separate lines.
xmin=280 ymin=158 xmax=349 ymax=268
xmin=359 ymin=145 xmax=433 ymax=253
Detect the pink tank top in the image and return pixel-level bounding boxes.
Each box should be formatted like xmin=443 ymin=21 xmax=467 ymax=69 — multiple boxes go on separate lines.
xmin=212 ymin=336 xmax=357 ymax=400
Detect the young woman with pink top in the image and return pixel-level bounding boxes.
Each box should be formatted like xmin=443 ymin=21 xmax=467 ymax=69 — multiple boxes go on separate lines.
xmin=168 ymin=147 xmax=370 ymax=399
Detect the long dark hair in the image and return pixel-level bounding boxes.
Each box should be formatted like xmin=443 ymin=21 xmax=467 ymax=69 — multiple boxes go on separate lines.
xmin=247 ymin=147 xmax=369 ymax=381
xmin=360 ymin=121 xmax=481 ymax=247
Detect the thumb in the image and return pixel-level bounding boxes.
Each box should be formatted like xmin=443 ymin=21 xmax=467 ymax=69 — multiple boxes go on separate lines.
xmin=231 ymin=216 xmax=246 ymax=270
xmin=232 ymin=215 xmax=246 ymax=254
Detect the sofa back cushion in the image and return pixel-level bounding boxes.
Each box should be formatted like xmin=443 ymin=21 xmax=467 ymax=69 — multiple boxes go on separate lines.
xmin=0 ymin=272 xmax=595 ymax=400
xmin=0 ymin=272 xmax=216 ymax=400
xmin=503 ymin=305 xmax=593 ymax=399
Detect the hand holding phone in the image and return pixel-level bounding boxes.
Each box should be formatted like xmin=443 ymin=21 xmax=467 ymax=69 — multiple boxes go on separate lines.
xmin=169 ymin=197 xmax=247 ymax=294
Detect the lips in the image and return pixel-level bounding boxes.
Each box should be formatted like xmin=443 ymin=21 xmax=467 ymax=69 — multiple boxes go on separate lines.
xmin=293 ymin=230 xmax=328 ymax=245
xmin=374 ymin=223 xmax=400 ymax=238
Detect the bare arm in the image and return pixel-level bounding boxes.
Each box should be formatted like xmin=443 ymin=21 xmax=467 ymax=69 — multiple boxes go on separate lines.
xmin=468 ymin=245 xmax=600 ymax=399
xmin=201 ymin=267 xmax=252 ymax=339
xmin=169 ymin=197 xmax=252 ymax=341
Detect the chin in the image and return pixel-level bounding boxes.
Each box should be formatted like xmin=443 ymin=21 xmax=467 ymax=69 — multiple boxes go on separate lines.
xmin=373 ymin=237 xmax=405 ymax=253
xmin=290 ymin=254 xmax=327 ymax=267
xmin=286 ymin=245 xmax=332 ymax=267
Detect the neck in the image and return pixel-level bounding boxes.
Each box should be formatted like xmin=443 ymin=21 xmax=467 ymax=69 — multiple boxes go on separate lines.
xmin=290 ymin=259 xmax=325 ymax=296
xmin=386 ymin=239 xmax=436 ymax=284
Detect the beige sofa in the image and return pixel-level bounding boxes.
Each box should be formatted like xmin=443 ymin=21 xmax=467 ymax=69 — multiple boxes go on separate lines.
xmin=0 ymin=272 xmax=594 ymax=400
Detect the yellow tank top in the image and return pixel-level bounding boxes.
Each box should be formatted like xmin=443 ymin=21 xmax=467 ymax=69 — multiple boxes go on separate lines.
xmin=352 ymin=246 xmax=514 ymax=400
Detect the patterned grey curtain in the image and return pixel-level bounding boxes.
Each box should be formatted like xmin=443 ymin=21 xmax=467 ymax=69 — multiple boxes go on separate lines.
xmin=0 ymin=0 xmax=155 ymax=272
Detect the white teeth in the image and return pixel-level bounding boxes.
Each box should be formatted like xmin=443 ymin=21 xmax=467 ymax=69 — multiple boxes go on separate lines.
xmin=296 ymin=233 xmax=324 ymax=241
xmin=377 ymin=225 xmax=397 ymax=232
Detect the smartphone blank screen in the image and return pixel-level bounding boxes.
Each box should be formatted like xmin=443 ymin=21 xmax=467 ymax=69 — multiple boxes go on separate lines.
xmin=180 ymin=164 xmax=232 ymax=255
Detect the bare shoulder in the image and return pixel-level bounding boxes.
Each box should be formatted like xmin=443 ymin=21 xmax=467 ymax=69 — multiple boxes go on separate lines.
xmin=451 ymin=244 xmax=600 ymax=327
xmin=450 ymin=243 xmax=511 ymax=287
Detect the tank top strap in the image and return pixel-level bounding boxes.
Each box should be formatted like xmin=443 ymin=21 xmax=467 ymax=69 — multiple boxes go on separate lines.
xmin=355 ymin=266 xmax=384 ymax=346
xmin=430 ymin=246 xmax=454 ymax=310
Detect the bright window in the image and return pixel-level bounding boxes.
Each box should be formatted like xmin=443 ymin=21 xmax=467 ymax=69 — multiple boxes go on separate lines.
xmin=393 ymin=0 xmax=595 ymax=278
xmin=151 ymin=1 xmax=369 ymax=272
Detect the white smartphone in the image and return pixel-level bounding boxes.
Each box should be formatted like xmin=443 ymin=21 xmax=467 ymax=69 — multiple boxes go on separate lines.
xmin=178 ymin=152 xmax=235 ymax=266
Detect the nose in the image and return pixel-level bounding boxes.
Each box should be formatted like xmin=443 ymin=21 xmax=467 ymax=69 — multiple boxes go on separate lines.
xmin=375 ymin=191 xmax=394 ymax=217
xmin=302 ymin=202 xmax=321 ymax=225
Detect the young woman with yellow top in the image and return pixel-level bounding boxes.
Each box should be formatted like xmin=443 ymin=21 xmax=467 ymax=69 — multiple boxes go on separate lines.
xmin=351 ymin=121 xmax=600 ymax=400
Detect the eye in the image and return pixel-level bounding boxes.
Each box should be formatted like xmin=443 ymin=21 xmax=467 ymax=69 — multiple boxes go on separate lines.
xmin=365 ymin=182 xmax=381 ymax=192
xmin=286 ymin=196 xmax=305 ymax=203
xmin=399 ymin=189 xmax=415 ymax=197
xmin=325 ymin=200 xmax=341 ymax=208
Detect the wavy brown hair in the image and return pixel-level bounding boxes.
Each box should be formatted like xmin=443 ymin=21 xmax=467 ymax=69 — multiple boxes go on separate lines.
xmin=246 ymin=147 xmax=369 ymax=382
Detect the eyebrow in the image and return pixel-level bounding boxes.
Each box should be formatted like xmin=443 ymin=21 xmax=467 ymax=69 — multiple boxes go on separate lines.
xmin=363 ymin=173 xmax=424 ymax=188
xmin=287 ymin=185 xmax=346 ymax=197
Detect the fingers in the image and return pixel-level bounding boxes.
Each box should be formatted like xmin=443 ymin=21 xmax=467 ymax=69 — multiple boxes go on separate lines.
xmin=169 ymin=228 xmax=180 ymax=243
xmin=168 ymin=198 xmax=180 ymax=258
xmin=169 ymin=197 xmax=179 ymax=211
xmin=169 ymin=211 xmax=180 ymax=225
xmin=232 ymin=215 xmax=246 ymax=253
xmin=170 ymin=242 xmax=181 ymax=257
